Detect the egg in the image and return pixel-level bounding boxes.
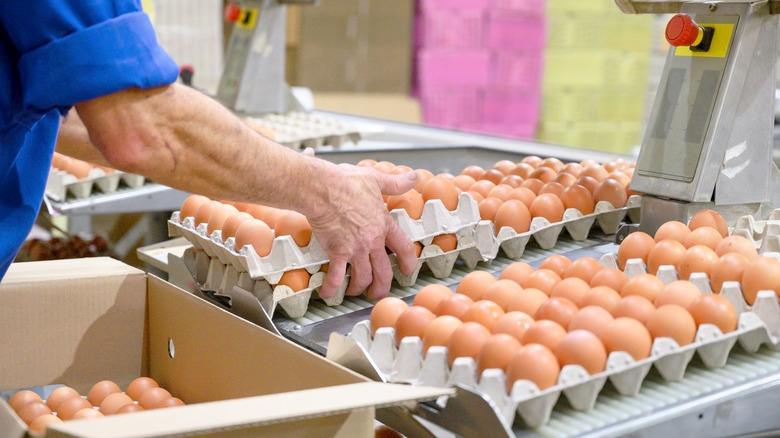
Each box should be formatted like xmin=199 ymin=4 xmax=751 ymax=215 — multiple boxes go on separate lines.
xmin=677 ymin=245 xmax=719 ymax=280
xmin=553 ymin=172 xmax=577 ymax=187
xmin=492 ymin=311 xmax=534 ymax=341
xmin=422 ymin=176 xmax=459 ymax=210
xmin=234 ymin=219 xmax=274 ymax=256
xmin=560 ymin=162 xmax=583 ymax=176
xmin=688 ymin=294 xmax=738 ymax=333
xmin=452 ymin=175 xmax=477 ymax=192
xmin=528 ymin=166 xmax=556 ymax=183
xmin=274 ymin=211 xmax=312 ymax=247
xmin=710 ymin=252 xmax=750 ymax=293
xmin=28 ymin=414 xmax=62 ymax=434
xmin=422 ymin=315 xmax=463 ymax=354
xmin=179 ymin=194 xmax=211 ymax=220
xmin=580 ymin=164 xmax=608 ymax=182
xmin=67 ymin=159 xmax=94 ymax=179
xmin=73 ymin=407 xmax=105 ymax=419
xmin=193 ymin=200 xmax=222 ymax=226
xmin=534 ymin=297 xmax=579 ymax=329
xmin=221 ymin=212 xmax=254 ymax=242
xmin=138 ymin=387 xmax=172 ymax=410
xmin=647 ymin=239 xmax=687 ymax=275
xmin=550 ymin=277 xmax=590 ymax=306
xmin=456 ymin=270 xmax=497 ymax=301
xmin=487 ymin=184 xmax=515 ymax=201
xmin=370 ymin=297 xmax=409 ymax=336
xmin=617 ymin=231 xmax=655 ymax=270
xmin=521 ymin=269 xmax=562 ymax=296
xmin=466 ymin=190 xmax=485 ymax=203
xmin=157 ymin=397 xmax=185 ymax=409
xmin=620 ymin=273 xmax=665 ymax=302
xmin=580 ymin=286 xmax=622 ymax=313
xmin=522 ymin=319 xmax=567 ymax=351
xmin=688 ymin=209 xmax=729 ymax=237
xmin=462 ymin=300 xmax=506 ymax=331
xmin=391 ymin=164 xmax=413 ymax=175
xmin=446 ymin=321 xmax=493 ymax=366
xmin=87 ymin=380 xmax=122 ymax=406
xmin=482 ymin=278 xmax=523 ymax=311
xmin=99 ymin=392 xmax=133 ymax=415
xmin=414 ymin=168 xmax=435 ymax=193
xmin=529 ymin=193 xmax=565 ymax=222
xmin=477 ymin=197 xmax=504 ymax=223
xmin=435 ymin=293 xmax=475 ymax=319
xmin=493 ymin=159 xmax=518 ymax=175
xmin=116 ymin=403 xmax=145 ymax=414
xmin=508 ymin=187 xmax=537 ymax=207
xmin=506 ymin=343 xmax=561 ymax=391
xmin=612 ymin=295 xmax=656 ymax=324
xmin=413 ymin=284 xmax=453 ymax=313
xmin=499 ymin=261 xmax=535 ymax=285
xmin=568 ymin=305 xmax=614 ymax=336
xmin=560 ymin=184 xmax=595 ymax=214
xmin=126 ymin=377 xmax=159 ymax=401
xmin=555 ymin=330 xmax=608 ymax=375
xmin=563 ymin=256 xmax=603 ymax=283
xmin=278 ymin=268 xmax=311 ymax=292
xmin=460 ymin=165 xmax=485 ymax=179
xmin=507 ymin=287 xmax=549 ymax=316
xmin=493 ymin=199 xmax=532 ymax=235
xmin=480 ymin=168 xmax=506 ymax=185
xmin=206 ymin=203 xmax=239 ymax=235
xmin=715 ymin=235 xmax=758 ymax=260
xmin=538 ymin=254 xmax=572 ymax=278
xmin=599 ymin=317 xmax=652 ymax=361
xmin=44 ymin=386 xmax=80 ymax=412
xmin=431 ymin=233 xmax=458 ymax=252
xmin=520 ymin=178 xmax=544 ymax=195
xmin=645 ymin=304 xmax=697 ymax=346
xmin=538 ymin=181 xmax=565 ymax=198
xmin=574 ymin=175 xmax=600 ymax=194
xmin=386 ymin=190 xmax=424 ymax=220
xmin=654 ymin=280 xmax=702 ymax=309
xmin=500 ymin=174 xmax=525 ymax=188
xmin=740 ymin=256 xmax=780 ymax=305
xmin=589 ymin=267 xmax=629 ymax=292
xmin=357 ymin=159 xmax=377 ymax=167
xmin=394 ymin=306 xmax=436 ymax=346
xmin=470 ymin=180 xmax=497 ymax=198
xmin=683 ymin=226 xmax=723 ymax=250
xmin=510 ymin=162 xmax=536 ymax=179
xmin=653 ymin=220 xmax=691 ymax=243
xmin=593 ymin=178 xmax=628 ymax=208
xmin=476 ymin=333 xmax=523 ymax=375
xmin=9 ymin=390 xmax=43 ymax=413
xmin=374 ymin=161 xmax=395 ymax=173
xmin=57 ymin=396 xmax=92 ymax=420
xmin=17 ymin=401 xmax=52 ymax=425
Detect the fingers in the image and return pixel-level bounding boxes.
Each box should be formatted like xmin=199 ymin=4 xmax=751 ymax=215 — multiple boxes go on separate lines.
xmin=384 ymin=220 xmax=418 ymax=277
xmin=375 ymin=170 xmax=419 ymax=196
xmin=365 ymin=249 xmax=393 ymax=300
xmin=345 ymin=256 xmax=371 ymax=296
xmin=319 ymin=258 xmax=347 ymax=299
xmin=301 ymin=147 xmax=315 ymax=157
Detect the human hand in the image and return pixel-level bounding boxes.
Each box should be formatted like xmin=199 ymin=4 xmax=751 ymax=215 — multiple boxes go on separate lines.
xmin=309 ymin=165 xmax=419 ymax=300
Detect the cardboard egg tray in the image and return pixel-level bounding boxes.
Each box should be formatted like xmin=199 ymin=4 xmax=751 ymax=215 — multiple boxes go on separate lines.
xmin=246 ymin=112 xmax=366 ymax=150
xmin=342 ymin=253 xmax=780 ymax=430
xmin=730 ymin=209 xmax=780 ymax=253
xmin=45 ymin=167 xmax=147 ymax=201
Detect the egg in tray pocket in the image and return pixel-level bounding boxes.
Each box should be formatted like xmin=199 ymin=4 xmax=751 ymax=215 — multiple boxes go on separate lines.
xmin=46 ymin=152 xmax=147 ymax=201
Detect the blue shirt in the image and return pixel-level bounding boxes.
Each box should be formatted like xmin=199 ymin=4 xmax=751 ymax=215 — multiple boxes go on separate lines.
xmin=0 ymin=1 xmax=179 ymax=280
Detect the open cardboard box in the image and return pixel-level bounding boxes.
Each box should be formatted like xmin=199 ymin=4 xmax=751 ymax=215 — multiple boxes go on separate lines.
xmin=0 ymin=258 xmax=449 ymax=437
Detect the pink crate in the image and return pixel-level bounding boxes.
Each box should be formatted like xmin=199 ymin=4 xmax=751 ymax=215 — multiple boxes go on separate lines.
xmin=482 ymin=90 xmax=541 ymax=125
xmin=490 ymin=0 xmax=547 ymax=17
xmin=485 ymin=12 xmax=546 ymax=50
xmin=490 ymin=49 xmax=544 ymax=93
xmin=416 ymin=50 xmax=491 ymax=88
xmin=418 ymin=0 xmax=491 ymax=11
xmin=420 ymin=87 xmax=483 ymax=127
xmin=416 ymin=9 xmax=485 ymax=48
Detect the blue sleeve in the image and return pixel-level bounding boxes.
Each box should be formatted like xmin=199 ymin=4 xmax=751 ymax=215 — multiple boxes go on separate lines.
xmin=1 ymin=1 xmax=179 ymax=117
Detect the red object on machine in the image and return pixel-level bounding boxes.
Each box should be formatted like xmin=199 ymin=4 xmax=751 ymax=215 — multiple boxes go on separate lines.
xmin=666 ymin=14 xmax=702 ymax=47
xmin=224 ymin=2 xmax=241 ymax=22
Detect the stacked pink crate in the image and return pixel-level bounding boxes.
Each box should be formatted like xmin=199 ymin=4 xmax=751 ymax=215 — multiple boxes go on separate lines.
xmin=414 ymin=0 xmax=546 ymax=139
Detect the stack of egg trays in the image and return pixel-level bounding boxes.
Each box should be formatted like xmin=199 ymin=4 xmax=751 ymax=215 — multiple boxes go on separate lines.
xmin=166 ymin=192 xmax=483 ymax=318
xmin=45 ymin=166 xmax=147 ymax=201
xmin=248 ymin=112 xmax=364 ymax=150
xmin=345 ymin=253 xmax=780 ymax=430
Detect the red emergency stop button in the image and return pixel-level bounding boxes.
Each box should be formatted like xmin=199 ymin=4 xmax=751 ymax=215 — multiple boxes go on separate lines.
xmin=224 ymin=2 xmax=241 ymax=22
xmin=666 ymin=14 xmax=704 ymax=47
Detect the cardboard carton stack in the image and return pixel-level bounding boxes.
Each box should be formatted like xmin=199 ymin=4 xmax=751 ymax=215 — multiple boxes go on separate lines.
xmin=414 ymin=0 xmax=547 ymax=139
xmin=536 ymin=0 xmax=656 ymax=154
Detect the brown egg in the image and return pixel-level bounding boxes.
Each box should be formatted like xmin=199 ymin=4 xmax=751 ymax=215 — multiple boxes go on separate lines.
xmin=522 ymin=319 xmax=567 ymax=351
xmin=9 ymin=390 xmax=44 ymax=414
xmin=193 ymin=200 xmax=221 ymax=226
xmin=522 ymin=155 xmax=543 ymax=168
xmin=683 ymin=226 xmax=723 ymax=250
xmin=507 ymin=287 xmax=549 ymax=316
xmin=67 ymin=159 xmax=94 ymax=179
xmin=234 ymin=219 xmax=274 ymax=256
xmin=277 ymin=268 xmax=311 ymax=292
xmin=539 ymin=157 xmax=565 ymax=173
xmin=560 ymin=184 xmax=595 ymax=214
xmin=452 ymin=174 xmax=477 ymax=192
xmin=522 ymin=269 xmax=562 ymax=296
xmin=520 ymin=178 xmax=544 ymax=194
xmin=446 ymin=322 xmax=493 ymax=366
xmin=689 ymin=294 xmax=738 ymax=333
xmin=580 ymin=286 xmax=622 ymax=313
xmin=563 ymin=256 xmax=603 ymax=283
xmin=99 ymin=392 xmax=133 ymax=415
xmin=535 ymin=297 xmax=579 ymax=328
xmin=580 ymin=164 xmax=608 ymax=182
xmin=492 ymin=311 xmax=534 ymax=341
xmin=741 ymin=256 xmax=780 ymax=305
xmin=45 ymin=386 xmax=80 ymax=412
xmin=456 ymin=270 xmax=497 ymax=301
xmin=116 ymin=403 xmax=145 ymax=414
xmin=715 ymin=235 xmax=758 ymax=260
xmin=529 ymin=193 xmax=565 ymax=222
xmin=28 ymin=414 xmax=62 ymax=434
xmin=493 ymin=159 xmax=518 ymax=175
xmin=655 ymin=280 xmax=702 ymax=309
xmin=506 ymin=343 xmax=561 ymax=391
xmin=612 ymin=295 xmax=656 ymax=324
xmin=395 ymin=306 xmax=436 ymax=346
xmin=357 ymin=159 xmax=377 ymax=167
xmin=414 ymin=168 xmax=436 ymax=193
xmin=180 ymin=194 xmax=211 ymax=220
xmin=374 ymin=161 xmax=395 ymax=173
xmin=462 ymin=300 xmax=506 ymax=331
xmin=480 ymin=168 xmax=506 ymax=185
xmin=561 ymin=162 xmax=583 ymax=176
xmin=500 ymin=174 xmax=525 ymax=188
xmin=413 ymin=241 xmax=423 ymax=257
xmin=646 ymin=304 xmax=697 ymax=346
xmin=73 ymin=407 xmax=104 ymax=419
xmin=206 ymin=203 xmax=239 ymax=235
xmin=593 ymin=179 xmax=628 ymax=208
xmin=508 ymin=187 xmax=537 ymax=207
xmin=600 ymin=317 xmax=652 ymax=361
xmin=470 ymin=179 xmax=498 ymax=198
xmin=274 ymin=211 xmax=312 ymax=247
xmin=422 ymin=315 xmax=463 ymax=354
xmin=466 ymin=190 xmax=485 ymax=203
xmin=647 ymin=239 xmax=687 ymax=275
xmin=413 ymin=284 xmax=453 ymax=313
xmin=620 ymin=273 xmax=665 ymax=302
xmin=653 ymin=220 xmax=691 ymax=243
xmin=555 ymin=330 xmax=608 ymax=375
xmin=477 ymin=333 xmax=523 ymax=375
xmin=538 ymin=181 xmax=565 ymax=198
xmin=574 ymin=175 xmax=600 ymax=194
xmin=710 ymin=252 xmax=750 ymax=293
xmin=568 ymin=305 xmax=614 ymax=336
xmin=688 ymin=209 xmax=729 ymax=237
xmin=435 ymin=293 xmax=474 ymax=319
xmin=422 ymin=176 xmax=459 ymax=211
xmin=391 ymin=165 xmax=413 ymax=175
xmin=482 ymin=279 xmax=523 ymax=311
xmin=487 ymin=184 xmax=515 ymax=201
xmin=220 ymin=212 xmax=254 ymax=242
xmin=57 ymin=396 xmax=92 ymax=420
xmin=677 ymin=245 xmax=719 ymax=280
xmin=550 ymin=277 xmax=591 ymax=307
xmin=538 ymin=254 xmax=572 ymax=278
xmin=590 ymin=267 xmax=629 ymax=292
xmin=370 ymin=297 xmax=409 ymax=336
xmin=607 ymin=171 xmax=631 ymax=188
xmin=386 ymin=190 xmax=424 ymax=220
xmin=138 ymin=387 xmax=172 ymax=410
xmin=493 ymin=199 xmax=532 ymax=235
xmin=17 ymin=401 xmax=52 ymax=425
xmin=460 ymin=165 xmax=485 ymax=179
xmin=126 ymin=377 xmax=159 ymax=401
xmin=87 ymin=380 xmax=122 ymax=407
xmin=617 ymin=231 xmax=655 ymax=270
xmin=431 ymin=233 xmax=458 ymax=252
xmin=528 ymin=166 xmax=556 ymax=183
xmin=510 ymin=162 xmax=536 ymax=179
xmin=553 ymin=172 xmax=577 ymax=187
xmin=157 ymin=397 xmax=185 ymax=409
xmin=499 ymin=261 xmax=534 ymax=285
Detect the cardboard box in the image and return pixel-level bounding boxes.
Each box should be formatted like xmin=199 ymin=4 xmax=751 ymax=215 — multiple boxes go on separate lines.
xmin=0 ymin=258 xmax=448 ymax=437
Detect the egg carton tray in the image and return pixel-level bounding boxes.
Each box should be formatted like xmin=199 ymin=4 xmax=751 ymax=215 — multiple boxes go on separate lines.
xmin=246 ymin=112 xmax=367 ymax=150
xmin=730 ymin=208 xmax=780 ymax=251
xmin=45 ymin=167 xmax=147 ymax=202
xmin=336 ymin=254 xmax=780 ymax=430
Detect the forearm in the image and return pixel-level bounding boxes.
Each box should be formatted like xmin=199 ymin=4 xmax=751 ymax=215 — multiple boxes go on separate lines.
xmin=55 ymin=109 xmax=112 ymax=167
xmin=74 ymin=84 xmax=334 ymax=218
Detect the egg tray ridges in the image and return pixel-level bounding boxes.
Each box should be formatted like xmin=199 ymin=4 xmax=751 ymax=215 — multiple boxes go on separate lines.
xmin=246 ymin=112 xmax=364 ymax=150
xmin=167 ymin=193 xmax=640 ymax=318
xmin=45 ymin=167 xmax=148 ymax=202
xmin=343 ymin=250 xmax=780 ymax=431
